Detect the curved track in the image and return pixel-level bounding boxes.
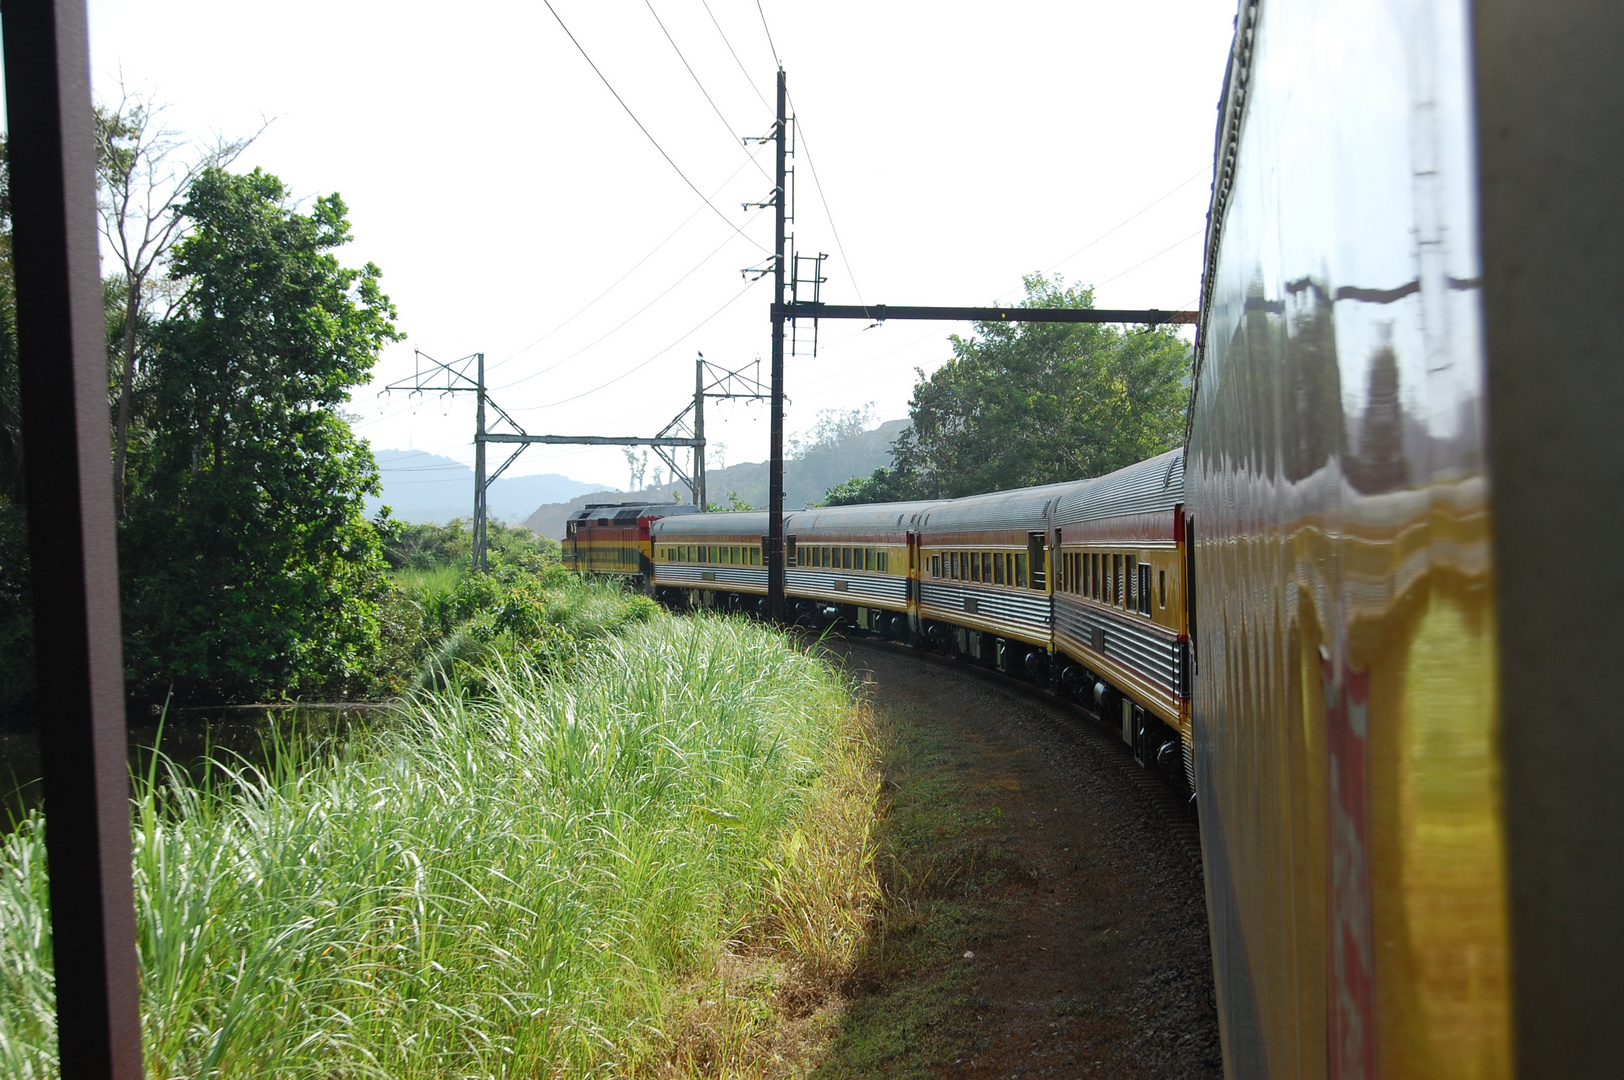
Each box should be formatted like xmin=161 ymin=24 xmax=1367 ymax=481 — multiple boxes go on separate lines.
xmin=823 ymin=638 xmax=1219 ymax=1078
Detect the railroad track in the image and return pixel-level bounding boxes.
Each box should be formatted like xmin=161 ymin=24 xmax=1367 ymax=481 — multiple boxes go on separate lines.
xmin=845 ymin=635 xmax=1206 ymax=870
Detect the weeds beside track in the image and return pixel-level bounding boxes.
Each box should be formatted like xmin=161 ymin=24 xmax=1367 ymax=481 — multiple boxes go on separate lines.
xmin=0 ymin=613 xmax=880 ymax=1079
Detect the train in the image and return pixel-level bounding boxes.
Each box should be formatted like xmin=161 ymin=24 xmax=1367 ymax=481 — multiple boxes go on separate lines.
xmin=564 ymin=0 xmax=1623 ymax=1075
xmin=564 ymin=450 xmax=1194 ymax=790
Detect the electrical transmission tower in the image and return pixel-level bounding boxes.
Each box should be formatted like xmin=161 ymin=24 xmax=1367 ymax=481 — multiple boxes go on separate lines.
xmin=385 ymin=349 xmax=766 ymax=570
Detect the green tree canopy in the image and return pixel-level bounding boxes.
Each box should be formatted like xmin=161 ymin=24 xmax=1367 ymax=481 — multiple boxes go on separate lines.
xmin=827 ymin=275 xmax=1190 ymax=503
xmin=119 ymin=167 xmax=402 ymax=702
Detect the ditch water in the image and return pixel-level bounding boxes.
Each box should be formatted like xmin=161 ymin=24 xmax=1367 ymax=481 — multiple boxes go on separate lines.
xmin=0 ymin=704 xmax=389 ymax=826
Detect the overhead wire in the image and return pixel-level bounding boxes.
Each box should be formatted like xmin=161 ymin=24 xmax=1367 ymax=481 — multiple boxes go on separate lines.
xmin=700 ymin=0 xmax=773 ymax=115
xmin=786 ymin=101 xmax=867 ymax=308
xmin=540 ymin=0 xmax=768 ymax=254
xmin=1091 ymin=228 xmax=1204 ymax=289
xmin=513 ymin=277 xmax=764 ymax=413
xmin=490 ymin=223 xmax=750 ymax=392
xmin=643 ymin=0 xmax=771 ymax=180
xmin=753 ymin=0 xmax=781 ymax=68
xmin=485 ymin=145 xmax=770 ymax=375
xmin=1038 ymin=166 xmax=1209 ymax=280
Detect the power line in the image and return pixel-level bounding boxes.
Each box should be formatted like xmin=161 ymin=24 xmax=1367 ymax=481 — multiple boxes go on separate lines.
xmin=491 ymin=226 xmax=747 ymax=391
xmin=753 ymin=0 xmax=781 ymax=68
xmin=700 ymin=0 xmax=772 ymax=115
xmin=540 ymin=0 xmax=767 ymax=254
xmin=786 ymin=101 xmax=866 ymax=307
xmin=486 ymin=147 xmax=769 ymax=375
xmin=515 ymin=277 xmax=764 ymax=412
xmin=1092 ymin=228 xmax=1204 ymax=289
xmin=1042 ymin=166 xmax=1208 ymax=277
xmin=643 ymin=0 xmax=770 ymax=180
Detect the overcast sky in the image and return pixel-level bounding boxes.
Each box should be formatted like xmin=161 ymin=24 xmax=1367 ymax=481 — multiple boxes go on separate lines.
xmin=80 ymin=0 xmax=1236 ymax=490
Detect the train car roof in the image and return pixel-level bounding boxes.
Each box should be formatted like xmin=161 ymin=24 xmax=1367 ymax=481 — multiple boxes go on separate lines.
xmin=567 ymin=502 xmax=696 ymax=525
xmin=650 ymin=510 xmax=772 ymax=538
xmin=1052 ymin=448 xmax=1183 ymax=525
xmin=785 ymin=501 xmax=940 ymax=535
xmin=916 ymin=481 xmax=1081 ymax=534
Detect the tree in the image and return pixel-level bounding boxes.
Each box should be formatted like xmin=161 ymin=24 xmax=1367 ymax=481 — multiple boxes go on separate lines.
xmin=0 ymin=135 xmax=34 ymax=721
xmin=880 ymin=274 xmax=1189 ymax=499
xmin=822 ymin=466 xmax=910 ymax=506
xmin=96 ymin=90 xmax=258 ymax=517
xmin=119 ymin=167 xmax=402 ymax=702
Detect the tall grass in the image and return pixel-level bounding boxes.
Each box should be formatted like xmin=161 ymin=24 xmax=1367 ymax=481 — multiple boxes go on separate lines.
xmin=0 ymin=614 xmax=877 ymax=1078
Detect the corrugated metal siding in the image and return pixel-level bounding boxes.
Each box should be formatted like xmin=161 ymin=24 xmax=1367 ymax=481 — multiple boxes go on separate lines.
xmin=787 ymin=569 xmax=909 ymax=606
xmin=656 ymin=565 xmax=767 ymax=590
xmin=919 ymin=581 xmax=1050 ymax=636
xmin=1052 ymin=596 xmax=1183 ymax=700
xmin=1053 ymin=449 xmax=1184 ymax=525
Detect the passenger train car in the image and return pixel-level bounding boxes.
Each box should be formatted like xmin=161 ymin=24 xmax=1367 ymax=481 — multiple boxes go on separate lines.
xmin=565 ymin=0 xmax=1623 ymax=1074
xmin=640 ymin=450 xmax=1197 ymax=792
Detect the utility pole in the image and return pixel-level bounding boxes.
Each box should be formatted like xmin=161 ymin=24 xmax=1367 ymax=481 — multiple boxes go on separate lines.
xmin=472 ymin=351 xmax=487 ymax=570
xmin=757 ymin=73 xmax=1200 ymax=618
xmin=694 ymin=357 xmax=706 ymax=511
xmin=767 ymin=68 xmax=788 ymax=622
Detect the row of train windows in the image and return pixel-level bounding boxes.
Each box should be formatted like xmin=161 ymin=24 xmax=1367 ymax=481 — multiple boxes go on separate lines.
xmin=663 ymin=545 xmax=763 ymax=566
xmin=1056 ymin=551 xmax=1161 ymax=615
xmin=929 ymin=550 xmax=1034 ymax=590
xmin=793 ymin=545 xmax=889 ymax=573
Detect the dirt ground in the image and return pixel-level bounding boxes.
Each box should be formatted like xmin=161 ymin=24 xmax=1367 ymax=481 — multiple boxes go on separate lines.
xmin=809 ymin=641 xmax=1222 ymax=1080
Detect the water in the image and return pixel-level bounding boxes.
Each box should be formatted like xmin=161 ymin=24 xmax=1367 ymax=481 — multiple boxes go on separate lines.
xmin=0 ymin=705 xmax=389 ymax=826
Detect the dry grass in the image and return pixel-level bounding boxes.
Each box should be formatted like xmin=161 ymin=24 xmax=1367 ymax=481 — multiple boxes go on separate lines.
xmin=642 ymin=701 xmax=885 ymax=1079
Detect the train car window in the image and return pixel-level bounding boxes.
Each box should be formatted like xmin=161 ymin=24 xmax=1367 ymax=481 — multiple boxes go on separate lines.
xmin=948 ymin=551 xmax=958 ymax=580
xmin=1093 ymin=553 xmax=1101 ymax=600
xmin=1015 ymin=552 xmax=1027 ymax=589
xmin=1140 ymin=564 xmax=1154 ymax=615
xmin=865 ymin=548 xmax=874 ymax=571
xmin=994 ymin=552 xmax=1005 ymax=586
xmin=753 ymin=546 xmax=762 ymax=566
xmin=878 ymin=551 xmax=889 ymax=573
xmin=844 ymin=547 xmax=853 ymax=570
xmin=930 ymin=554 xmax=940 ymax=578
xmin=822 ymin=546 xmax=831 ymax=568
xmin=1113 ymin=554 xmax=1123 ymax=607
xmin=981 ymin=551 xmax=991 ymax=585
xmin=1159 ymin=568 xmax=1167 ymax=608
xmin=1126 ymin=555 xmax=1137 ymax=610
xmin=786 ymin=536 xmax=797 ymax=566
xmin=969 ymin=553 xmax=979 ymax=583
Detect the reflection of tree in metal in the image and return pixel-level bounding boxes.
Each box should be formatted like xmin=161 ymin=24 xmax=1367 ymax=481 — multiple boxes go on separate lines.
xmin=1347 ymin=343 xmax=1410 ymax=495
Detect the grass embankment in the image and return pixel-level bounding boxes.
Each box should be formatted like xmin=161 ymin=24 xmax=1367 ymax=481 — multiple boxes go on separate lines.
xmin=0 ymin=604 xmax=882 ymax=1078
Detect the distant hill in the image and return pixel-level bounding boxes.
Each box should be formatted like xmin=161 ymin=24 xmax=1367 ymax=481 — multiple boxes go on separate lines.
xmin=521 ymin=419 xmax=909 ymax=540
xmin=366 ymin=449 xmax=607 ymax=525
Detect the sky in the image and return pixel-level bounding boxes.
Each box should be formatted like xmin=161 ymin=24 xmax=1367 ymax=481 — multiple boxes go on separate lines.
xmin=78 ymin=0 xmax=1237 ymax=491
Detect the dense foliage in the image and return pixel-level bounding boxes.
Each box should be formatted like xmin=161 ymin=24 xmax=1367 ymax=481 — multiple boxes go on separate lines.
xmin=117 ymin=168 xmax=402 ymax=704
xmin=0 ymin=137 xmax=33 ymax=722
xmin=2 ymin=606 xmax=875 ymax=1078
xmin=827 ymin=275 xmax=1191 ymax=503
